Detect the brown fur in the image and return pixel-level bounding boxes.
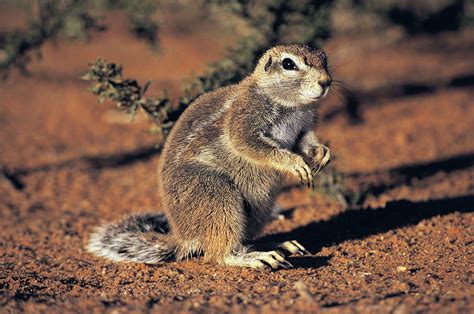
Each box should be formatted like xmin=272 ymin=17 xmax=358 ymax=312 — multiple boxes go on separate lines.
xmin=158 ymin=44 xmax=332 ymax=263
xmin=88 ymin=44 xmax=332 ymax=268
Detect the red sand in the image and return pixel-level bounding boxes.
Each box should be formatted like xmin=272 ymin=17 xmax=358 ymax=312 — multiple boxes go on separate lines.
xmin=1 ymin=10 xmax=473 ymax=313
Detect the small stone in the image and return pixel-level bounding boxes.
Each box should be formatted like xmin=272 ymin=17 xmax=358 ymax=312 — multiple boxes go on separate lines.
xmin=294 ymin=281 xmax=315 ymax=304
xmin=397 ymin=266 xmax=407 ymax=272
xmin=174 ymin=295 xmax=185 ymax=301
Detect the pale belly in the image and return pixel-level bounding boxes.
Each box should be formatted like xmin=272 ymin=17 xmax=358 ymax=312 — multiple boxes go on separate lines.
xmin=269 ymin=111 xmax=309 ymax=149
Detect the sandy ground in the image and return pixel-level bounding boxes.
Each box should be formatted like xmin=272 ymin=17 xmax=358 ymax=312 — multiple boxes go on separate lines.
xmin=0 ymin=8 xmax=473 ymax=314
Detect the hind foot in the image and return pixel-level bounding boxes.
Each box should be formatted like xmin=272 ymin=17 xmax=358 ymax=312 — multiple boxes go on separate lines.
xmin=223 ymin=250 xmax=293 ymax=270
xmin=252 ymin=240 xmax=311 ymax=257
xmin=278 ymin=240 xmax=311 ymax=256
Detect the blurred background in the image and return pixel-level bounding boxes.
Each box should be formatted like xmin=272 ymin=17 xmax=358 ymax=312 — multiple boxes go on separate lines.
xmin=0 ymin=0 xmax=473 ymax=312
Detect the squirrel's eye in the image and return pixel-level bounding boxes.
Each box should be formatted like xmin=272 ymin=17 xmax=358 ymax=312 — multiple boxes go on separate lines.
xmin=282 ymin=58 xmax=298 ymax=71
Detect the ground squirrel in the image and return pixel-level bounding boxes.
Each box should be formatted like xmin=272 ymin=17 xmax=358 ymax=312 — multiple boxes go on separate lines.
xmin=87 ymin=44 xmax=332 ymax=269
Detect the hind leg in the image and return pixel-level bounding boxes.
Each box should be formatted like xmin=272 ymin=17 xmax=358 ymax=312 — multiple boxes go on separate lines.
xmin=163 ymin=165 xmax=294 ymax=269
xmin=163 ymin=165 xmax=248 ymax=263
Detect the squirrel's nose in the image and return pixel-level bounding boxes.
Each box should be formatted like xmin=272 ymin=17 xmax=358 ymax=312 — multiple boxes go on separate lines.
xmin=318 ymin=76 xmax=332 ymax=89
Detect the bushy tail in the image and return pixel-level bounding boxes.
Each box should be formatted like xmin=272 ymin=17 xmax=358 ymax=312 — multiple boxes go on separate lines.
xmin=87 ymin=213 xmax=176 ymax=264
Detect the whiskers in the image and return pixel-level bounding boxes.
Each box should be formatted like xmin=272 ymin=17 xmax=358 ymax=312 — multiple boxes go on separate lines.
xmin=327 ymin=79 xmax=363 ymax=123
xmin=332 ymin=79 xmax=353 ymax=92
xmin=327 ymin=79 xmax=355 ymax=103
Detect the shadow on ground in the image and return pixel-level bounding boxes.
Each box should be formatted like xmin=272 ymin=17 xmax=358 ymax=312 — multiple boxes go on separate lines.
xmin=1 ymin=145 xmax=161 ymax=191
xmin=353 ymin=152 xmax=474 ymax=203
xmin=257 ymin=194 xmax=473 ymax=267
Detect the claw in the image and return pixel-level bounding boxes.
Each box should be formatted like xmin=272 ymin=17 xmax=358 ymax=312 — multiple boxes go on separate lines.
xmin=295 ymin=166 xmax=304 ymax=187
xmin=291 ymin=240 xmax=311 ymax=255
xmin=224 ymin=250 xmax=294 ymax=270
xmin=264 ymin=251 xmax=294 ymax=270
xmin=279 ymin=259 xmax=293 ymax=269
xmin=278 ymin=240 xmax=311 ymax=256
xmin=294 ymin=164 xmax=313 ymax=189
xmin=311 ymin=144 xmax=331 ymax=177
xmin=303 ymin=163 xmax=313 ymax=189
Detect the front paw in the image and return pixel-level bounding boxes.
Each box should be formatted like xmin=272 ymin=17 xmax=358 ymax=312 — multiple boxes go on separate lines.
xmin=289 ymin=155 xmax=313 ymax=189
xmin=310 ymin=144 xmax=331 ymax=175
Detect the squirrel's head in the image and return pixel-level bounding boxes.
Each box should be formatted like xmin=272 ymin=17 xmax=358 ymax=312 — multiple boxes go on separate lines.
xmin=254 ymin=44 xmax=331 ymax=107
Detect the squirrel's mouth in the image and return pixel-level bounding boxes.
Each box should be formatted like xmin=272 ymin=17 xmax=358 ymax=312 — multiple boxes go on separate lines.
xmin=303 ymin=87 xmax=329 ymax=101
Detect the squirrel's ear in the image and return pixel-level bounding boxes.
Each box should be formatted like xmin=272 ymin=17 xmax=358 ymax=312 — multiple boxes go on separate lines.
xmin=264 ymin=56 xmax=272 ymax=72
